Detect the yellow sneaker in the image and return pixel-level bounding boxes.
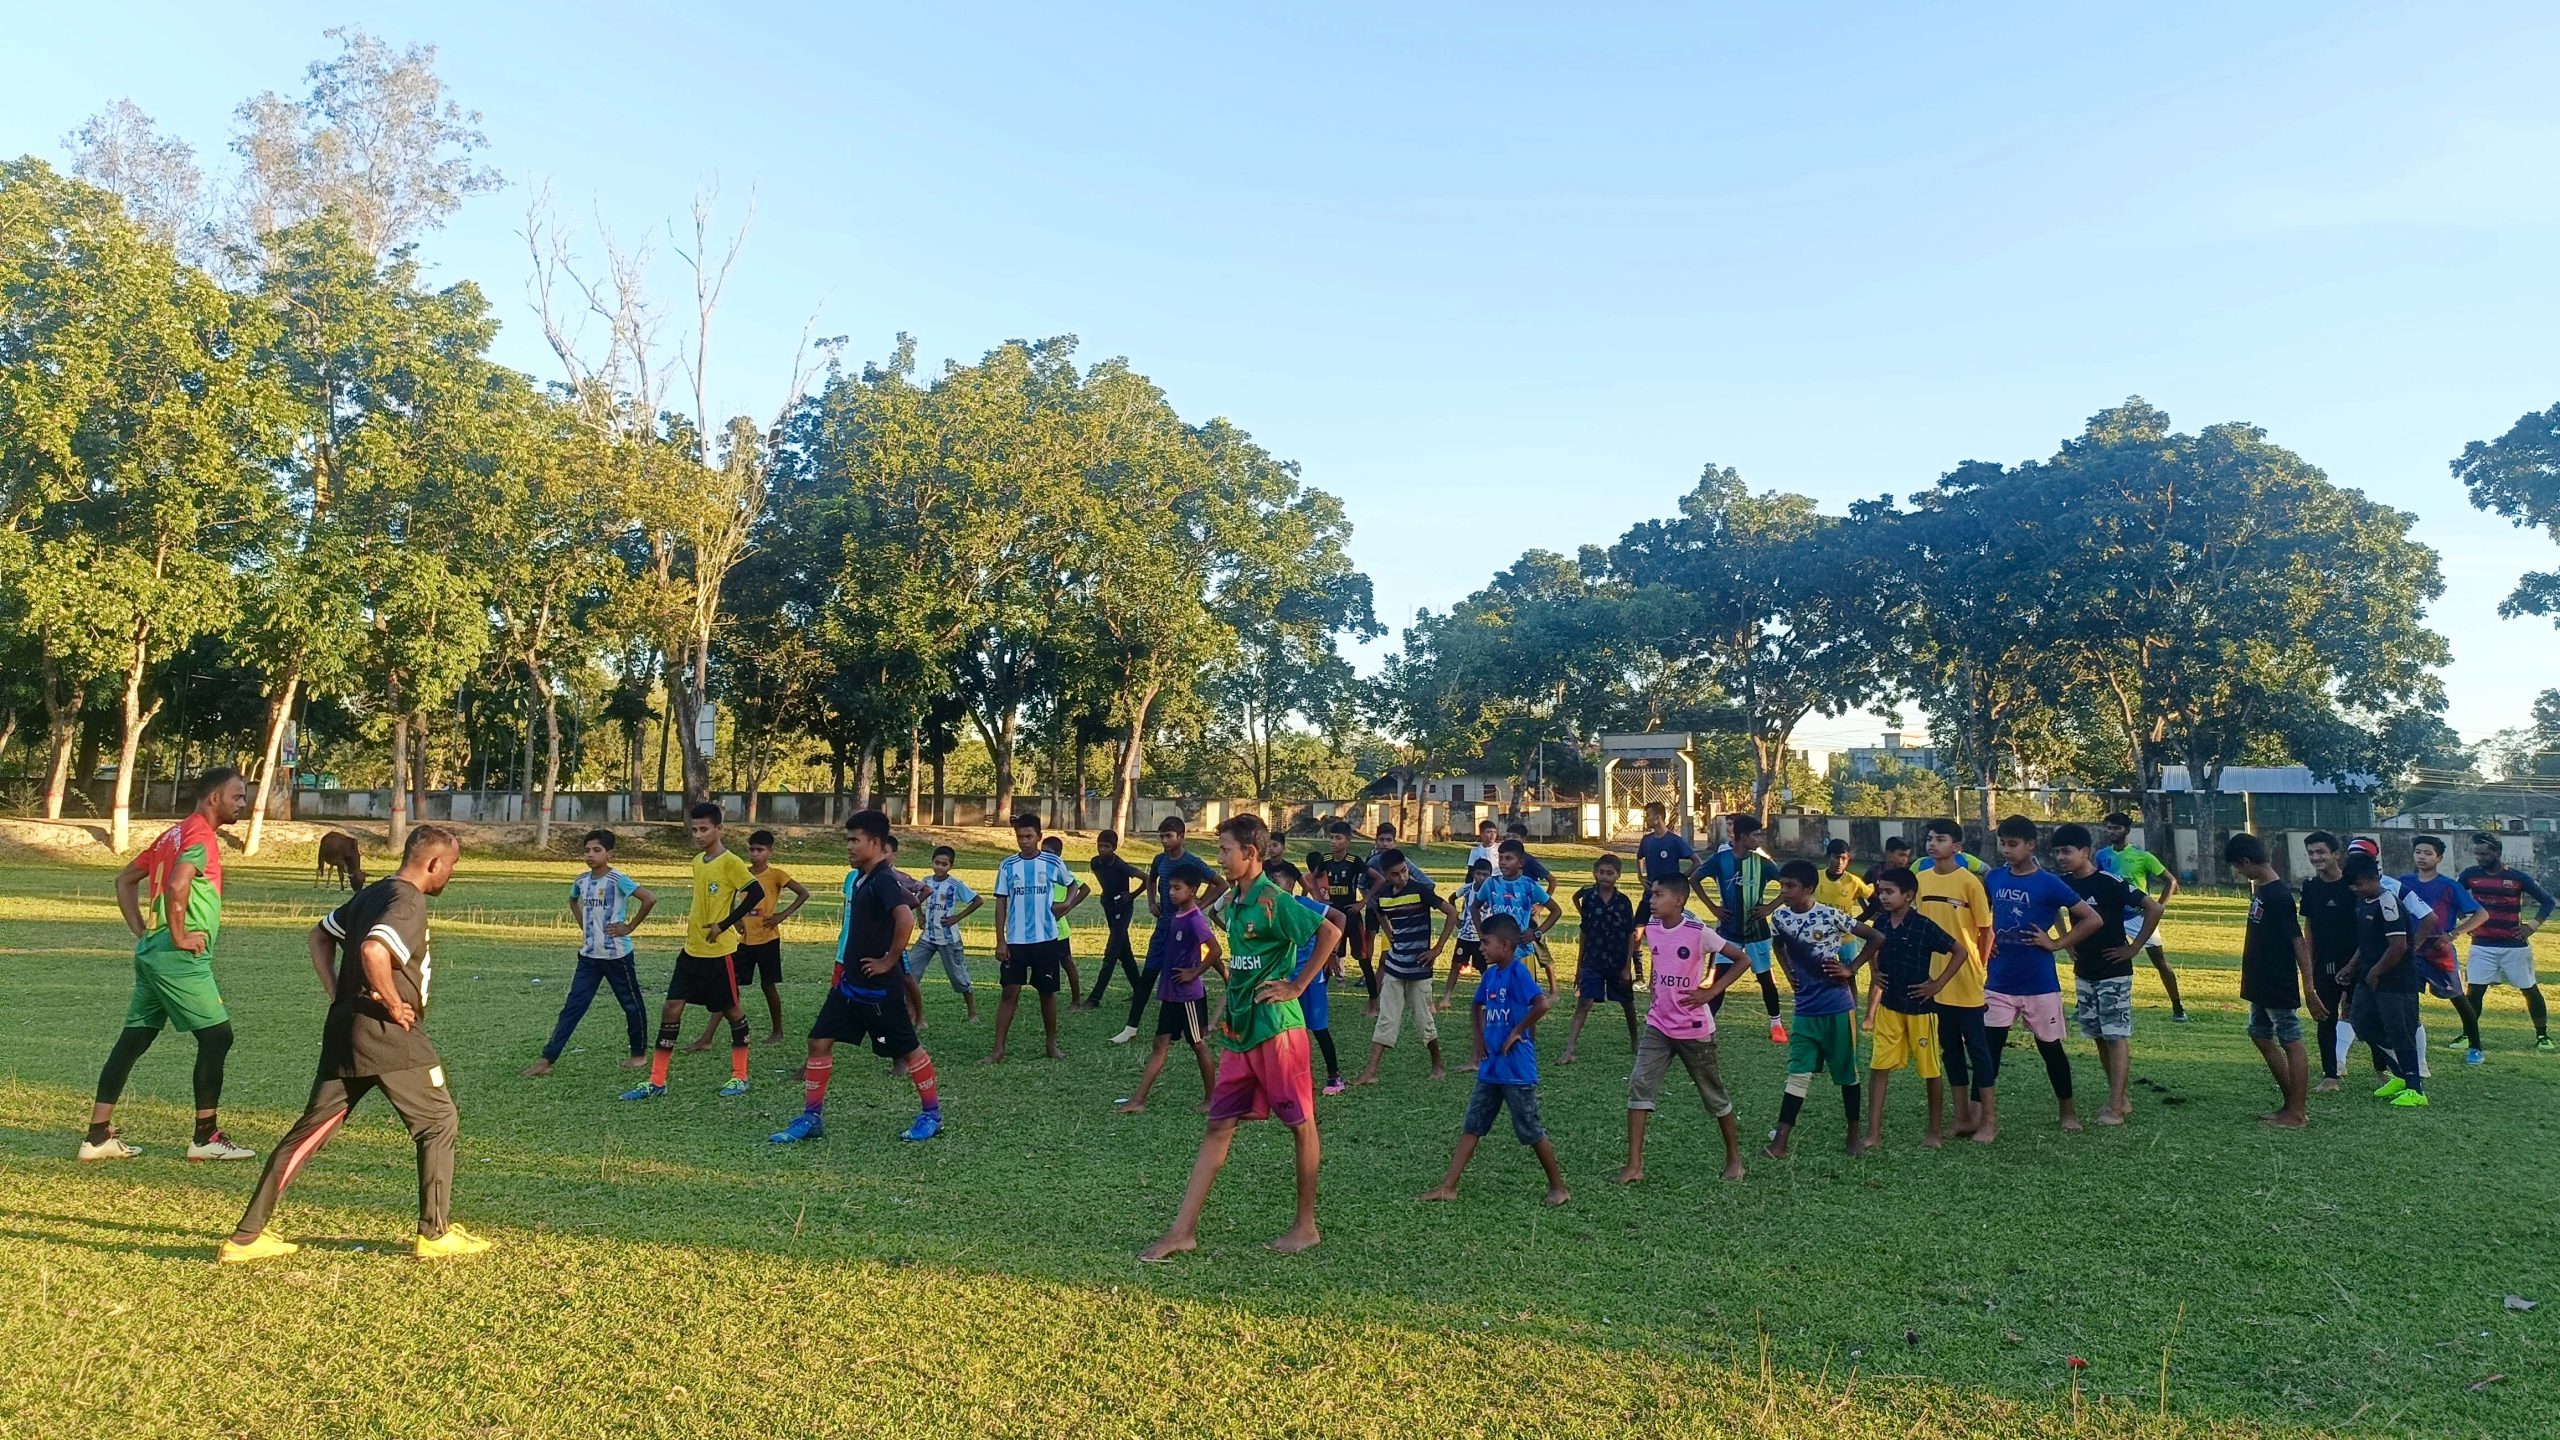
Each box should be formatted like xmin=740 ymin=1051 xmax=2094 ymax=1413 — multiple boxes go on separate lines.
xmin=217 ymin=1232 xmax=298 ymax=1264
xmin=414 ymin=1223 xmax=493 ymax=1260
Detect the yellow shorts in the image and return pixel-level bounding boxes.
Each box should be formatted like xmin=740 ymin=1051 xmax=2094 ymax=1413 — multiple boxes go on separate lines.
xmin=1870 ymin=1007 xmax=1940 ymax=1079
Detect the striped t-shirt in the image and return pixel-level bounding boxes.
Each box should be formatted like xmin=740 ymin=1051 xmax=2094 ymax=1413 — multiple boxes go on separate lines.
xmin=995 ymin=851 xmax=1075 ymax=945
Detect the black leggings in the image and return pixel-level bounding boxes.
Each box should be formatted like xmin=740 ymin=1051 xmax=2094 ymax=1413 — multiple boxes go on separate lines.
xmin=2470 ymin=981 xmax=2552 ymax=1037
xmin=2314 ymin=965 xmax=2349 ymax=1078
xmin=1311 ymin=1026 xmax=1340 ymax=1080
xmin=1083 ymin=917 xmax=1143 ymax=1007
xmin=1936 ymin=1005 xmax=1993 ymax=1100
xmin=1981 ymin=1025 xmax=2074 ymax=1099
xmin=95 ymin=1022 xmax=232 ymax=1111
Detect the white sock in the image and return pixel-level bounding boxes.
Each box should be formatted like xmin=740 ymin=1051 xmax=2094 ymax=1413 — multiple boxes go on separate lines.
xmin=2415 ymin=1024 xmax=2430 ymax=1079
xmin=2334 ymin=1020 xmax=2355 ymax=1073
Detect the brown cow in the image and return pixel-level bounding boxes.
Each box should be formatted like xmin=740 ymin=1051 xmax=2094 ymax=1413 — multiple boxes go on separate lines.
xmin=317 ymin=832 xmax=365 ymax=892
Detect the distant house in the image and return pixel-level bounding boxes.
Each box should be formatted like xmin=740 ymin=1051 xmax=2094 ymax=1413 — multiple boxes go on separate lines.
xmin=1417 ymin=773 xmax=1515 ymax=808
xmin=2158 ymin=765 xmax=2377 ymax=830
xmin=1837 ymin=731 xmax=1946 ymax=781
xmin=2381 ymin=781 xmax=2560 ymax=836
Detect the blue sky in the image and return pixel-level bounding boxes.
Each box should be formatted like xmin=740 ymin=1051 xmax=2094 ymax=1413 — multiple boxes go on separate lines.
xmin=12 ymin=2 xmax=2557 ymax=758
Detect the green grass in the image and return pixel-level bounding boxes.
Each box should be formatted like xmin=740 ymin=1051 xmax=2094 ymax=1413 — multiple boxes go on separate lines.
xmin=4 ymin=838 xmax=2557 ymax=1438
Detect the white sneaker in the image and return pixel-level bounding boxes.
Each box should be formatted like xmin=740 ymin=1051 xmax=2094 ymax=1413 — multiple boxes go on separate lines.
xmin=1110 ymin=1026 xmax=1140 ymax=1046
xmin=77 ymin=1132 xmax=142 ymax=1161
xmin=187 ymin=1132 xmax=256 ymax=1162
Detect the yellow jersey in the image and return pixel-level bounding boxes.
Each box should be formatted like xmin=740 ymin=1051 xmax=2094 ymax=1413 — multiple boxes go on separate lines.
xmin=1914 ymin=861 xmax=1990 ymax=1008
xmin=1813 ymin=868 xmax=1872 ymax=917
xmin=688 ymin=847 xmax=756 ymax=958
xmin=739 ymin=864 xmax=795 ymax=946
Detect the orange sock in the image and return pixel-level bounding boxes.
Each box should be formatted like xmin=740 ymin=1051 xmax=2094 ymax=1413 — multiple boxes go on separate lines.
xmin=649 ymin=1047 xmax=671 ymax=1087
xmin=801 ymin=1057 xmax=833 ymax=1111
xmin=732 ymin=1045 xmax=750 ymax=1082
xmin=909 ymin=1050 xmax=939 ymax=1113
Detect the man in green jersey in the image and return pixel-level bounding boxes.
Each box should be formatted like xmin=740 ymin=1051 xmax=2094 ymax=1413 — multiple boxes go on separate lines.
xmin=2098 ymin=813 xmax=2186 ymax=1021
xmin=1140 ymin=812 xmax=1342 ymax=1263
xmin=82 ymin=768 xmax=254 ymax=1162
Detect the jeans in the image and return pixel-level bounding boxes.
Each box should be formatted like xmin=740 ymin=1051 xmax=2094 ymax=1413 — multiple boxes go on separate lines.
xmin=543 ymin=952 xmax=648 ymax=1062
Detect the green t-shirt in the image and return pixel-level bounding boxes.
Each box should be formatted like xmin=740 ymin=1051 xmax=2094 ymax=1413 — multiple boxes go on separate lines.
xmin=1217 ymin=873 xmax=1324 ymax=1052
xmin=141 ymin=814 xmax=225 ymax=956
xmin=2103 ymin=846 xmax=2168 ymax=897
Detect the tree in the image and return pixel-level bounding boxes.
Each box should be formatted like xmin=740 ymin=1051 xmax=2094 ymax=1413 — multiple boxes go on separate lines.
xmin=0 ymin=160 xmax=286 ymax=847
xmin=2451 ymin=402 xmax=2560 ymax=625
xmin=63 ymin=100 xmax=208 ymax=260
xmin=1610 ymin=466 xmax=1887 ymax=820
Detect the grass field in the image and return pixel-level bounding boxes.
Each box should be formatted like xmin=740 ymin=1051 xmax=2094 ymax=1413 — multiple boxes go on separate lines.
xmin=4 ymin=831 xmax=2556 ymax=1438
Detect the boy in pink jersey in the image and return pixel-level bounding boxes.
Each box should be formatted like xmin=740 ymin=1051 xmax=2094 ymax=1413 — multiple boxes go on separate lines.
xmin=1613 ymin=876 xmax=1753 ymax=1183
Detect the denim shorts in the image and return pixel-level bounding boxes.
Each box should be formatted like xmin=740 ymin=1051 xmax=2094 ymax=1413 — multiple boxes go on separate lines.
xmin=1462 ymin=1080 xmax=1545 ymax=1144
xmin=2247 ymin=1004 xmax=2302 ymax=1046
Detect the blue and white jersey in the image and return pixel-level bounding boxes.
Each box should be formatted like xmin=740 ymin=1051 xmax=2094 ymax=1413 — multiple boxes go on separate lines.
xmin=920 ymin=875 xmax=977 ymax=947
xmin=995 ymin=851 xmax=1075 ymax=945
xmin=570 ymin=869 xmax=639 ymax=959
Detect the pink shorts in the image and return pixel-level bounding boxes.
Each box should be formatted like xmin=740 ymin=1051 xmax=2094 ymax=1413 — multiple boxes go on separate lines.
xmin=1207 ymin=1028 xmax=1314 ymax=1128
xmin=1983 ymin=990 xmax=2066 ymax=1043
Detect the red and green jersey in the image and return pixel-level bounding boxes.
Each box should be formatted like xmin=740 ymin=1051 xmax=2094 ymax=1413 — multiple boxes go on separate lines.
xmin=1217 ymin=873 xmax=1324 ymax=1052
xmin=142 ymin=814 xmax=224 ymax=953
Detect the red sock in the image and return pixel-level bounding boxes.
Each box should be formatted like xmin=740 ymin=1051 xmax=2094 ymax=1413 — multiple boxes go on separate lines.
xmin=801 ymin=1057 xmax=833 ymax=1111
xmin=649 ymin=1047 xmax=671 ymax=1087
xmin=732 ymin=1044 xmax=750 ymax=1082
xmin=909 ymin=1051 xmax=939 ymax=1113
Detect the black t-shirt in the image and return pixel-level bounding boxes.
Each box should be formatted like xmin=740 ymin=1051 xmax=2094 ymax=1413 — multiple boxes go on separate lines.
xmin=1572 ymin=887 xmax=1638 ymax=971
xmin=1089 ymin=851 xmax=1142 ymax=922
xmin=838 ymin=861 xmax=914 ymax=1003
xmin=2297 ymin=874 xmax=2360 ymax=971
xmin=320 ymin=878 xmax=440 ymax=1077
xmin=1869 ymin=909 xmax=1956 ymax=1015
xmin=2238 ymin=879 xmax=2304 ymax=1007
xmin=2356 ymin=890 xmax=2421 ymax=994
xmin=1316 ymin=852 xmax=1370 ymax=908
xmin=2064 ymin=869 xmax=2136 ymax=981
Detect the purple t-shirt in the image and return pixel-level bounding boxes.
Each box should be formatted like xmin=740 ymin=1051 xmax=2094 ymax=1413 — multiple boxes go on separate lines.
xmin=1151 ymin=906 xmax=1216 ymax=1003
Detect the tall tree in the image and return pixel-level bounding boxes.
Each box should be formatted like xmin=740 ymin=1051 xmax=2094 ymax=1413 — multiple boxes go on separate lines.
xmin=62 ymin=100 xmax=209 ymax=260
xmin=0 ymin=160 xmax=286 ymax=847
xmin=2451 ymin=402 xmax=2560 ymax=625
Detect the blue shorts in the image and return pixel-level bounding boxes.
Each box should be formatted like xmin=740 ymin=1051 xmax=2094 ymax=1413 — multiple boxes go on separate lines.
xmin=1744 ymin=939 xmax=1773 ymax=975
xmin=1301 ymin=971 xmax=1330 ymax=1032
xmin=1577 ymin=965 xmax=1633 ymax=1003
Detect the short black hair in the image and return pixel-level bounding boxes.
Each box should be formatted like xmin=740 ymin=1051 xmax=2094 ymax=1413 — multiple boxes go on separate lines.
xmin=1884 ymin=835 xmax=1912 ymax=853
xmin=1479 ymin=912 xmax=1524 ymax=943
xmin=1507 ymin=822 xmax=1529 ymax=838
xmin=2223 ymin=833 xmax=2268 ymax=867
xmin=689 ymin=801 xmax=724 ymax=825
xmin=195 ymin=765 xmax=243 ymax=794
xmin=2305 ymin=830 xmax=2341 ymax=853
xmin=1266 ymin=856 xmax=1302 ymax=886
xmin=1097 ymin=828 xmax=1119 ymax=846
xmin=1328 ymin=819 xmax=1353 ymax=836
xmin=884 ymin=834 xmax=902 ymax=852
xmin=1778 ymin=858 xmax=1820 ymax=889
xmin=583 ymin=828 xmax=616 ymax=850
xmin=1466 ymin=857 xmax=1492 ymax=875
xmin=1497 ymin=838 xmax=1525 ymax=857
xmin=405 ymin=823 xmax=460 ymax=860
xmin=845 ymin=809 xmax=892 ymax=845
xmin=1874 ymin=866 xmax=1918 ymax=895
xmin=2471 ymin=831 xmax=2501 ymax=848
xmin=2050 ymin=823 xmax=2092 ymax=850
xmin=1729 ymin=814 xmax=1763 ymax=838
xmin=931 ymin=844 xmax=956 ymax=862
xmin=1924 ymin=818 xmax=1962 ymax=841
xmin=1040 ymin=835 xmax=1063 ymax=854
xmin=2103 ymin=812 xmax=2134 ymax=829
xmin=1375 ymin=821 xmax=1398 ymax=838
xmin=2342 ymin=853 xmax=2380 ymax=882
xmin=1823 ymin=838 xmax=1849 ymax=855
xmin=2413 ymin=834 xmax=2445 ymax=856
xmin=748 ymin=829 xmax=776 ymax=849
xmin=1012 ymin=811 xmax=1044 ymax=833
xmin=1995 ymin=815 xmax=2039 ymax=843
xmin=1645 ymin=800 xmax=1666 ymax=817
xmin=1158 ymin=815 xmax=1186 ymax=835
xmin=1376 ymin=847 xmax=1408 ymax=872
xmin=1305 ymin=849 xmax=1326 ymax=871
xmin=1593 ymin=854 xmax=1622 ymax=874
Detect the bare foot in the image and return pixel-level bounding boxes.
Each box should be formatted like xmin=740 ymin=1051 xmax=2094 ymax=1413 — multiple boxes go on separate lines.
xmin=1971 ymin=1123 xmax=2000 ymax=1146
xmin=1428 ymin=1067 xmax=1446 ymax=1081
xmin=1760 ymin=1142 xmax=1789 ymax=1160
xmin=1362 ymin=1004 xmax=1379 ymax=1017
xmin=1919 ymin=1133 xmax=1945 ymax=1150
xmin=762 ymin=1032 xmax=785 ymax=1045
xmin=1418 ymin=1184 xmax=1460 ymax=1203
xmin=1354 ymin=1072 xmax=1379 ymax=1087
xmin=1046 ymin=1046 xmax=1068 ymax=1061
xmin=2313 ymin=1077 xmax=2340 ymax=1093
xmin=684 ymin=1038 xmax=716 ymax=1053
xmin=1193 ymin=1100 xmax=1212 ymax=1113
xmin=2093 ymin=1108 xmax=2125 ymax=1126
xmin=2263 ymin=1110 xmax=2308 ymax=1129
xmin=1543 ymin=1186 xmax=1570 ymax=1207
xmin=1610 ymin=1165 xmax=1644 ymax=1185
xmin=1721 ymin=1159 xmax=1746 ymax=1180
xmin=1846 ymin=1138 xmax=1868 ymax=1158
xmin=521 ymin=1060 xmax=554 ymax=1078
xmin=1559 ymin=1051 xmax=1578 ymax=1066
xmin=1115 ymin=1099 xmax=1145 ymax=1114
xmin=2060 ymin=1113 xmax=2084 ymax=1134
xmin=620 ymin=1055 xmax=649 ymax=1070
xmin=1268 ymin=1223 xmax=1321 ymax=1253
xmin=1951 ymin=1120 xmax=1978 ymax=1137
xmin=982 ymin=1053 xmax=1006 ymax=1066
xmin=1860 ymin=1134 xmax=1884 ymax=1153
xmin=1138 ymin=1233 xmax=1196 ymax=1263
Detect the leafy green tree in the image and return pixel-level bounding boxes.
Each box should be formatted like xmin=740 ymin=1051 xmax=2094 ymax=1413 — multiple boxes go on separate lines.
xmin=0 ymin=159 xmax=287 ymax=846
xmin=2451 ymin=402 xmax=2560 ymax=624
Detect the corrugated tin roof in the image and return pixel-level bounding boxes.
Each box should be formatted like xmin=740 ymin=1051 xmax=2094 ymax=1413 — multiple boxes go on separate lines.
xmin=2158 ymin=765 xmax=2377 ymax=795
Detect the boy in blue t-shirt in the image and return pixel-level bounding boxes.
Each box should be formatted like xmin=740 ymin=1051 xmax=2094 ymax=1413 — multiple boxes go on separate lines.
xmin=1276 ymin=857 xmax=1348 ymax=1094
xmin=526 ymin=829 xmax=658 ymax=1077
xmin=1976 ymin=815 xmax=2103 ymax=1146
xmin=1419 ymin=915 xmax=1568 ymax=1207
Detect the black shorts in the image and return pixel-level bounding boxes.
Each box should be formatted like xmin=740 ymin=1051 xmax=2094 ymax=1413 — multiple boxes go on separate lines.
xmin=1155 ymin=994 xmax=1208 ymax=1044
xmin=1452 ymin=938 xmax=1484 ymax=973
xmin=1337 ymin=910 xmax=1369 ymax=949
xmin=811 ymin=988 xmax=920 ymax=1059
xmin=733 ymin=939 xmax=782 ymax=986
xmin=1001 ymin=938 xmax=1068 ymax=995
xmin=668 ymin=952 xmax=741 ymax=1008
